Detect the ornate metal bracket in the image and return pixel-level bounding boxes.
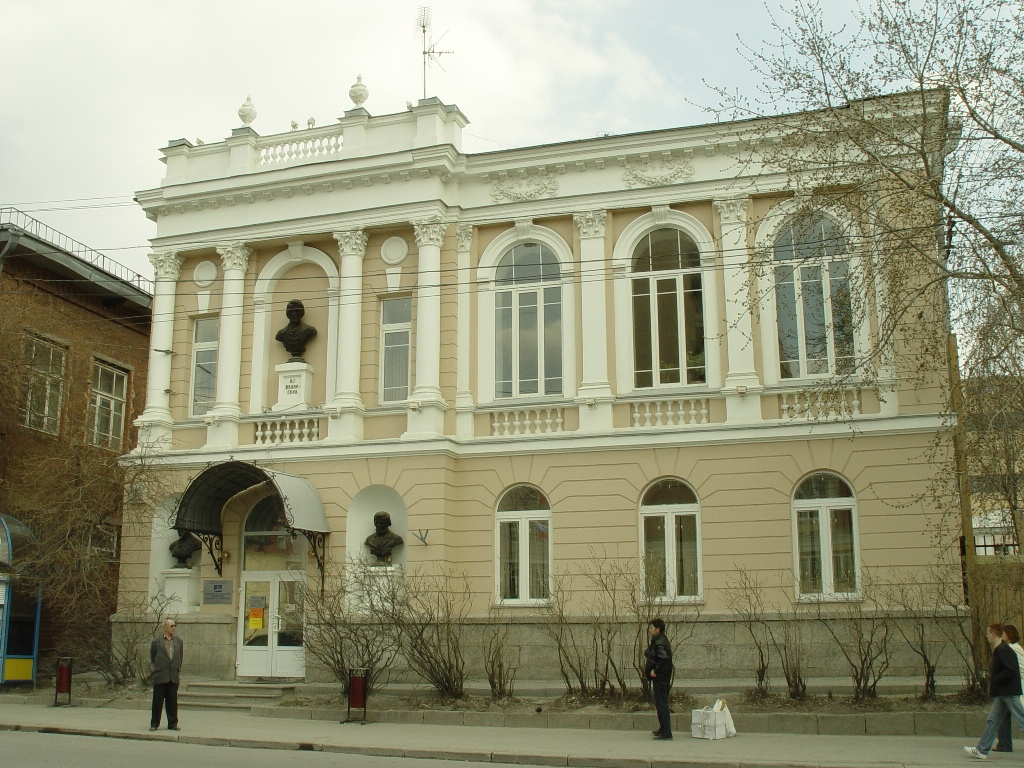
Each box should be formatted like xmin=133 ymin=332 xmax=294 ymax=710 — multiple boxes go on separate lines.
xmin=198 ymin=533 xmax=223 ymax=576
xmin=289 ymin=528 xmax=327 ymax=589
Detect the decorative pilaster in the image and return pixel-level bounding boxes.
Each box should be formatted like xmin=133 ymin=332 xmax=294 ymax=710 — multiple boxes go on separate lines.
xmin=455 ymin=224 xmax=475 ymax=439
xmin=573 ymin=211 xmax=613 ymax=431
xmin=714 ymin=197 xmax=763 ymax=422
xmin=134 ymin=251 xmax=182 ymax=452
xmin=405 ymin=217 xmax=449 ymax=438
xmin=326 ymin=229 xmax=368 ymax=441
xmin=205 ymin=243 xmax=250 ymax=448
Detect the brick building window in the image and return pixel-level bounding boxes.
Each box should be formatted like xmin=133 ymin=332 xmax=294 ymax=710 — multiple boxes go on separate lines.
xmin=88 ymin=361 xmax=128 ymax=450
xmin=19 ymin=335 xmax=66 ymax=435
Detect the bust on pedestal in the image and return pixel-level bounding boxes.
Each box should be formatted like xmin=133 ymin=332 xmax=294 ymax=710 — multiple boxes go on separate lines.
xmin=273 ymin=299 xmax=318 ymax=412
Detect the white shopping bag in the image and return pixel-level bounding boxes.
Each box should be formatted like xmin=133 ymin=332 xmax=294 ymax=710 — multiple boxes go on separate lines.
xmin=691 ymin=698 xmax=737 ymax=739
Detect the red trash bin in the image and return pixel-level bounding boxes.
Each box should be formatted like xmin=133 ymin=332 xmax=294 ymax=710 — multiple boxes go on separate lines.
xmin=54 ymin=657 xmax=73 ymax=706
xmin=345 ymin=668 xmax=369 ymax=723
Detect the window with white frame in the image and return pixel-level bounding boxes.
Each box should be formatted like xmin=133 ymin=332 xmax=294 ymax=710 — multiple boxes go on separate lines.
xmin=773 ymin=213 xmax=855 ymax=379
xmin=494 ymin=243 xmax=562 ymax=399
xmin=380 ymin=296 xmax=412 ymax=403
xmin=19 ymin=335 xmax=66 ymax=435
xmin=496 ymin=485 xmax=551 ymax=603
xmin=191 ymin=317 xmax=219 ymax=416
xmin=794 ymin=472 xmax=858 ymax=597
xmin=632 ymin=229 xmax=706 ymax=388
xmin=640 ymin=478 xmax=701 ymax=599
xmin=88 ymin=361 xmax=128 ymax=450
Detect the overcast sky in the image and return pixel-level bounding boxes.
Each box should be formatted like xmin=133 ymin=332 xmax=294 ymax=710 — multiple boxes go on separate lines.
xmin=0 ymin=0 xmax=856 ymax=282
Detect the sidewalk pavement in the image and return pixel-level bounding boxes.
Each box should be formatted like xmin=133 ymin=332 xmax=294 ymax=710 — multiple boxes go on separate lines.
xmin=0 ymin=698 xmax=1000 ymax=768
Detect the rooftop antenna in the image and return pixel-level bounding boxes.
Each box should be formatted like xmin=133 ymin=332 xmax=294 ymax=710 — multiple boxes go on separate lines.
xmin=417 ymin=6 xmax=453 ymax=99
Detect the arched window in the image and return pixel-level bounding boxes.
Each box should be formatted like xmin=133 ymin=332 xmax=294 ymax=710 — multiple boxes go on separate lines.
xmin=494 ymin=243 xmax=562 ymax=399
xmin=631 ymin=229 xmax=705 ymax=387
xmin=243 ymin=496 xmax=300 ymax=572
xmin=773 ymin=213 xmax=855 ymax=379
xmin=793 ymin=472 xmax=857 ymax=597
xmin=640 ymin=478 xmax=701 ymax=599
xmin=496 ymin=485 xmax=551 ymax=603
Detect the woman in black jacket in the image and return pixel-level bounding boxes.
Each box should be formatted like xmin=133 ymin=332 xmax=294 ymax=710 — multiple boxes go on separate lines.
xmin=965 ymin=623 xmax=1024 ymax=760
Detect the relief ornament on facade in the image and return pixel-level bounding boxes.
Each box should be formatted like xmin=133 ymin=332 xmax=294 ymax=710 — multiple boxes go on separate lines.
xmin=622 ymin=155 xmax=695 ymax=188
xmin=489 ymin=171 xmax=559 ymax=202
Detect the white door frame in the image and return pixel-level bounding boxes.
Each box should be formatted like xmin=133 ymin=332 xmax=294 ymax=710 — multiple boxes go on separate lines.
xmin=237 ymin=571 xmax=305 ymax=679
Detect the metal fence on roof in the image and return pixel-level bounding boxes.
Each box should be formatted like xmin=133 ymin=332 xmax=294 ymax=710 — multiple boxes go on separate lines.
xmin=0 ymin=207 xmax=153 ymax=295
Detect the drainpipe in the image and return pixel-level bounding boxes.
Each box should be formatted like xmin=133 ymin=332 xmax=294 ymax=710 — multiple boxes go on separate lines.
xmin=0 ymin=226 xmax=24 ymax=275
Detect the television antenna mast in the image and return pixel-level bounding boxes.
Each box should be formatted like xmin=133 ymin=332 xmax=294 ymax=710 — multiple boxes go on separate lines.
xmin=417 ymin=6 xmax=453 ymax=99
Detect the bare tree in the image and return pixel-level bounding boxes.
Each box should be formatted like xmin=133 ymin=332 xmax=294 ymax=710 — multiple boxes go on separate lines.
xmin=882 ymin=567 xmax=953 ymax=699
xmin=481 ymin=608 xmax=521 ymax=699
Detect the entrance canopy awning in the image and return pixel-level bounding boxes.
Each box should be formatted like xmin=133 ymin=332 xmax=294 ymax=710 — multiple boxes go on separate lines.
xmin=173 ymin=461 xmax=328 ymax=536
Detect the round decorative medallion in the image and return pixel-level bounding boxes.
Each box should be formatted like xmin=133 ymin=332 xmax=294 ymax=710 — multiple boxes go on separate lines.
xmin=193 ymin=260 xmax=218 ymax=287
xmin=380 ymin=236 xmax=409 ymax=265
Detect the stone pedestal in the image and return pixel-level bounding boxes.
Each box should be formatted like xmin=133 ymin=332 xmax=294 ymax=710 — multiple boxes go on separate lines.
xmin=162 ymin=567 xmax=201 ymax=613
xmin=273 ymin=362 xmax=314 ymax=412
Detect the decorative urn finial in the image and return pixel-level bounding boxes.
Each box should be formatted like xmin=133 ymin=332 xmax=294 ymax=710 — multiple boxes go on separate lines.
xmin=238 ymin=95 xmax=257 ymax=126
xmin=349 ymin=75 xmax=369 ymax=108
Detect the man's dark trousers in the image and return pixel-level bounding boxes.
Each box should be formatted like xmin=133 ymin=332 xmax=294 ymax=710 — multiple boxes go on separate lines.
xmin=653 ymin=679 xmax=672 ymax=737
xmin=151 ymin=681 xmax=179 ymax=729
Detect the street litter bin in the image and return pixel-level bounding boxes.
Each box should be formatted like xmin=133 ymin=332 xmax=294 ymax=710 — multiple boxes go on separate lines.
xmin=54 ymin=657 xmax=72 ymax=706
xmin=345 ymin=667 xmax=369 ymax=723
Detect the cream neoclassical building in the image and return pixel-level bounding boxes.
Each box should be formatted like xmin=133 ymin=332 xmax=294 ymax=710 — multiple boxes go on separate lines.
xmin=118 ymin=84 xmax=953 ymax=681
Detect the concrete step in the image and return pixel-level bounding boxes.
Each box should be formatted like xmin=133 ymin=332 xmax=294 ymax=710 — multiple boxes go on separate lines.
xmin=179 ymin=699 xmax=254 ymax=711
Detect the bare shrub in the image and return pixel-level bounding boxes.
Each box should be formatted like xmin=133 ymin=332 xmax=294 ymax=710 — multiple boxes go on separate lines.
xmin=481 ymin=609 xmax=521 ymax=699
xmin=815 ymin=570 xmax=893 ymax=701
xmin=104 ymin=592 xmax=176 ymax=687
xmin=882 ymin=567 xmax=954 ymax=700
xmin=723 ymin=566 xmax=773 ymax=696
xmin=369 ymin=564 xmax=470 ymax=699
xmin=300 ymin=561 xmax=399 ymax=694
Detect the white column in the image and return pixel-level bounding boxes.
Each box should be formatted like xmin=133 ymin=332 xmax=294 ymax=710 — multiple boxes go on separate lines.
xmin=206 ymin=242 xmax=250 ymax=448
xmin=574 ymin=211 xmax=614 ymax=431
xmin=405 ymin=217 xmax=448 ymax=437
xmin=326 ymin=229 xmax=368 ymax=441
xmin=454 ymin=224 xmax=475 ymax=439
xmin=714 ymin=197 xmax=763 ymax=422
xmin=134 ymin=251 xmax=182 ymax=452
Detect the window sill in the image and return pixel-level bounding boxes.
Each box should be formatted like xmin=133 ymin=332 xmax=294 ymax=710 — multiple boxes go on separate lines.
xmin=647 ymin=596 xmax=704 ymax=606
xmin=795 ymin=592 xmax=862 ymax=604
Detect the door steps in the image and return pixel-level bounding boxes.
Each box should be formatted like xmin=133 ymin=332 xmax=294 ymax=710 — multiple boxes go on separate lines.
xmin=178 ymin=681 xmax=297 ymax=712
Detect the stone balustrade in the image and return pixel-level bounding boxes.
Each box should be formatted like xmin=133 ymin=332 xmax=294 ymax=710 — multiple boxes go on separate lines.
xmin=488 ymin=407 xmax=565 ymax=437
xmin=778 ymin=386 xmax=864 ymax=420
xmin=257 ymin=128 xmax=343 ymax=168
xmin=253 ymin=416 xmax=322 ymax=445
xmin=630 ymin=397 xmax=711 ymax=428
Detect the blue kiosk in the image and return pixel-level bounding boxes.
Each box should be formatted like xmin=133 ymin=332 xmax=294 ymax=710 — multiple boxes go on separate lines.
xmin=0 ymin=514 xmax=41 ymax=684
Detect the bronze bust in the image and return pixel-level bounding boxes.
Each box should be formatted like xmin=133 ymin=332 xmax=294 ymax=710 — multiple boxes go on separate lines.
xmin=275 ymin=299 xmax=318 ymax=361
xmin=169 ymin=531 xmax=201 ymax=568
xmin=364 ymin=511 xmax=404 ymax=563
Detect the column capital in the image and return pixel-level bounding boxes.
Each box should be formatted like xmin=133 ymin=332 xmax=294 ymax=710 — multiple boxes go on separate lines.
xmin=456 ymin=223 xmax=473 ymax=253
xmin=216 ymin=242 xmax=251 ymax=272
xmin=413 ymin=218 xmax=448 ymax=248
xmin=149 ymin=251 xmax=182 ymax=281
xmin=713 ymin=197 xmax=749 ymax=225
xmin=573 ymin=211 xmax=607 ymax=239
xmin=333 ymin=229 xmax=368 ymax=257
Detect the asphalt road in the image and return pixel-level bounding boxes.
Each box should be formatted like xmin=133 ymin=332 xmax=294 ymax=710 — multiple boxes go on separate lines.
xmin=0 ymin=730 xmax=498 ymax=768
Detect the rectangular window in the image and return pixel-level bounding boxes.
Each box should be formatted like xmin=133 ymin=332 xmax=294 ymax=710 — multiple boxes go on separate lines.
xmin=381 ymin=297 xmax=412 ymax=403
xmin=642 ymin=511 xmax=700 ymax=599
xmin=797 ymin=509 xmax=822 ymax=594
xmin=632 ymin=273 xmax=704 ymax=388
xmin=830 ymin=508 xmax=856 ymax=592
xmin=191 ymin=317 xmax=219 ymax=416
xmin=88 ymin=362 xmax=128 ymax=450
xmin=20 ymin=335 xmax=66 ymax=434
xmin=498 ymin=516 xmax=550 ymax=602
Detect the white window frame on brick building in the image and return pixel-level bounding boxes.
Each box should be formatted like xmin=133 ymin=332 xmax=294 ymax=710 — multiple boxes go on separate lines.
xmin=792 ymin=472 xmax=859 ymax=599
xmin=88 ymin=360 xmax=128 ymax=450
xmin=640 ymin=478 xmax=702 ymax=601
xmin=20 ymin=334 xmax=66 ymax=435
xmin=495 ymin=484 xmax=552 ymax=605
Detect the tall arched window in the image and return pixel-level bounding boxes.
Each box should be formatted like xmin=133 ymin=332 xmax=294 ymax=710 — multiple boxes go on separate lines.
xmin=773 ymin=213 xmax=855 ymax=379
xmin=631 ymin=229 xmax=706 ymax=388
xmin=793 ymin=472 xmax=857 ymax=597
xmin=640 ymin=478 xmax=701 ymax=599
xmin=496 ymin=485 xmax=551 ymax=603
xmin=495 ymin=243 xmax=562 ymax=399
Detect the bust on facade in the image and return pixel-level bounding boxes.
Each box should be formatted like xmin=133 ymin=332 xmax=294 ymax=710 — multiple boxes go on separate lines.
xmin=169 ymin=531 xmax=201 ymax=568
xmin=364 ymin=511 xmax=404 ymax=564
xmin=275 ymin=299 xmax=318 ymax=361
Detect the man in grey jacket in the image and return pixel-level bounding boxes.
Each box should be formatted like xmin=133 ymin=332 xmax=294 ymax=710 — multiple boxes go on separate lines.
xmin=150 ymin=618 xmax=183 ymax=731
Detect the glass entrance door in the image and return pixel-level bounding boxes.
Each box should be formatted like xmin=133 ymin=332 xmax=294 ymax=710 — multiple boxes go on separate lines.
xmin=238 ymin=574 xmax=304 ymax=678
